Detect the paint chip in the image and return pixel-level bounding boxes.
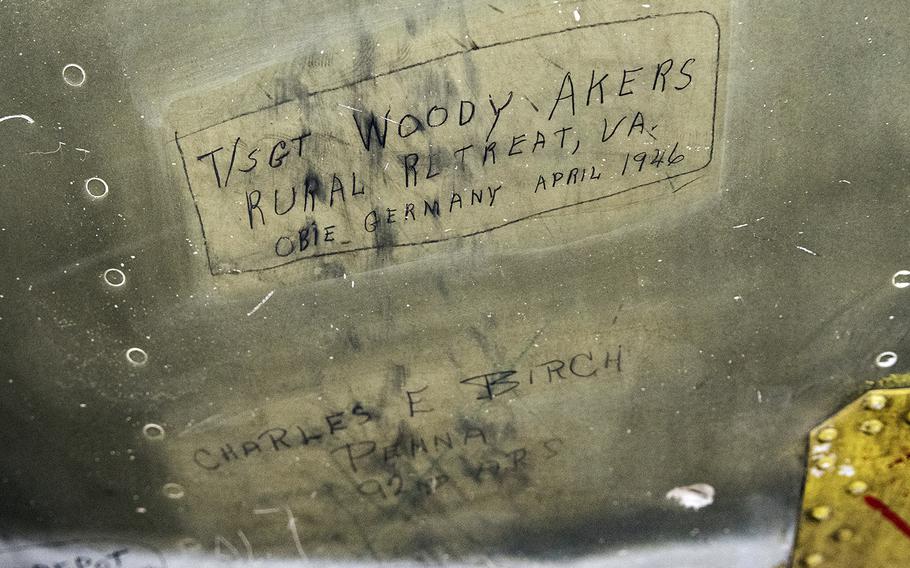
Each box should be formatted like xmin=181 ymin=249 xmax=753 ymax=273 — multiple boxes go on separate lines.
xmin=665 ymin=483 xmax=715 ymax=510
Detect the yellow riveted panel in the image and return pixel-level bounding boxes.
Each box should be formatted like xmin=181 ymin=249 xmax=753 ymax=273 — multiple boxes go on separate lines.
xmin=793 ymin=387 xmax=910 ymax=567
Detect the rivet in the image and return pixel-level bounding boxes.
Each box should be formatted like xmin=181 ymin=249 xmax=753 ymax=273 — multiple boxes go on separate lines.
xmin=103 ymin=268 xmax=126 ymax=288
xmin=125 ymin=347 xmax=149 ymax=367
xmin=834 ymin=528 xmax=854 ymax=542
xmin=803 ymin=552 xmax=824 ymax=566
xmin=162 ymin=482 xmax=185 ymax=500
xmin=62 ymin=63 xmax=87 ymax=87
xmin=810 ymin=505 xmax=831 ymax=521
xmin=864 ymin=393 xmax=888 ymax=410
xmin=848 ymin=480 xmax=869 ymax=495
xmin=817 ymin=427 xmax=838 ymax=442
xmin=860 ymin=419 xmax=884 ymax=435
xmin=142 ymin=423 xmax=165 ymax=441
xmin=876 ymin=351 xmax=898 ymax=368
xmin=816 ymin=455 xmax=836 ymax=470
xmin=84 ymin=176 xmax=109 ymax=199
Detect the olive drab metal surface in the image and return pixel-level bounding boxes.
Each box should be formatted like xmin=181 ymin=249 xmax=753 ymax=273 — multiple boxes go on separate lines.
xmin=1 ymin=1 xmax=909 ymax=567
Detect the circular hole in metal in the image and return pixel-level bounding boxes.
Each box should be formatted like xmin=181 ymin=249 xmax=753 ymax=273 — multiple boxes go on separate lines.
xmin=84 ymin=177 xmax=109 ymax=199
xmin=62 ymin=63 xmax=86 ymax=87
xmin=103 ymin=268 xmax=126 ymax=288
xmin=875 ymin=351 xmax=898 ymax=368
xmin=893 ymin=270 xmax=910 ymax=289
xmin=162 ymin=482 xmax=185 ymax=500
xmin=142 ymin=423 xmax=165 ymax=441
xmin=125 ymin=347 xmax=148 ymax=367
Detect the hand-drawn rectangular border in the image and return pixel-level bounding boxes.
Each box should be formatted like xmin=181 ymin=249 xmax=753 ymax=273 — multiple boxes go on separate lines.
xmin=174 ymin=11 xmax=721 ymax=275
